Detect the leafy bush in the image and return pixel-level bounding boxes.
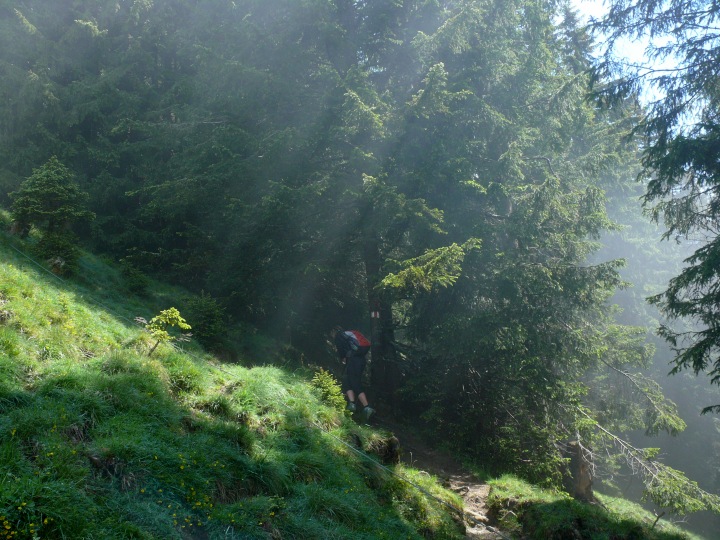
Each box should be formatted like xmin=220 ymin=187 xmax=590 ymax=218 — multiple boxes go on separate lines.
xmin=136 ymin=308 xmax=192 ymax=356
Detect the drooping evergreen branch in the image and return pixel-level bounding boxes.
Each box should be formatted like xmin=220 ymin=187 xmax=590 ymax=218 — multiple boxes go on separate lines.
xmin=595 ymin=356 xmax=686 ymax=435
xmin=574 ymin=406 xmax=720 ymax=515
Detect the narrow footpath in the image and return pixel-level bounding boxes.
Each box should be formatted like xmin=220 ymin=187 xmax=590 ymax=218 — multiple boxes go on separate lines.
xmin=376 ymin=416 xmax=505 ymax=539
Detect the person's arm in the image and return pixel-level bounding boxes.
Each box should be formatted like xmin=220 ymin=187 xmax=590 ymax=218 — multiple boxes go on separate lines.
xmin=335 ymin=332 xmax=349 ymax=358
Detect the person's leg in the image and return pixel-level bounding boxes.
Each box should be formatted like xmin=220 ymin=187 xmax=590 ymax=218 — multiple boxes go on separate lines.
xmin=354 ymin=356 xmax=374 ymax=420
xmin=342 ymin=359 xmax=357 ymax=410
xmin=346 ymin=356 xmax=364 ymax=411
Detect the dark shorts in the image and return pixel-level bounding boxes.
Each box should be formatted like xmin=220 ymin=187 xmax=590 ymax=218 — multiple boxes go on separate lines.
xmin=343 ymin=354 xmax=366 ymax=395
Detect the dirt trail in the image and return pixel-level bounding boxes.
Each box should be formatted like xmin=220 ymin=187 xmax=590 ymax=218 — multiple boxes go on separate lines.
xmin=376 ymin=416 xmax=504 ymax=539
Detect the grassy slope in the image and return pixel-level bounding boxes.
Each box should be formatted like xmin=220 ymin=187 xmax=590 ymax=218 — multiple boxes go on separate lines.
xmin=0 ymin=229 xmax=708 ymax=540
xmin=0 ymin=234 xmax=464 ymax=539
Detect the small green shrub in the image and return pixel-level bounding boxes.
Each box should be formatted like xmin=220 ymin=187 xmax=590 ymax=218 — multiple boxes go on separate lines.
xmin=10 ymin=156 xmax=94 ymax=235
xmin=137 ymin=308 xmax=192 ymax=356
xmin=311 ymin=368 xmax=346 ymax=412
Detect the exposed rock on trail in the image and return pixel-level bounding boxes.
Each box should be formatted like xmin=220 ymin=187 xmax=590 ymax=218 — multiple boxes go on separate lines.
xmin=377 ymin=417 xmax=505 ymax=539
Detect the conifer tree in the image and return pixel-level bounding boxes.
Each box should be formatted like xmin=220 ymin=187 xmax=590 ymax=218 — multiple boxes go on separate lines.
xmin=10 ymin=156 xmax=93 ymax=236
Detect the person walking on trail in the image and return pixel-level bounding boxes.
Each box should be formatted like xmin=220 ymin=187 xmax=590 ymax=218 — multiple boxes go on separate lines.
xmin=333 ymin=326 xmax=374 ymax=421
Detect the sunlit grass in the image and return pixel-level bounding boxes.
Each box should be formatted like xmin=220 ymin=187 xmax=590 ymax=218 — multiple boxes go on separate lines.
xmin=0 ymin=233 xmax=466 ymax=539
xmin=488 ymin=474 xmax=703 ymax=539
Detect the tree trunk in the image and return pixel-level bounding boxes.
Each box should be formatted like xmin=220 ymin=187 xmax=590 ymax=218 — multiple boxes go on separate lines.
xmin=363 ymin=237 xmax=401 ymax=404
xmin=560 ymin=440 xmax=595 ymax=503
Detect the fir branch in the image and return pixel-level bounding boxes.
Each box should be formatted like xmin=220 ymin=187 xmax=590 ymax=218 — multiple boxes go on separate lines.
xmin=574 ymin=406 xmax=720 ymax=515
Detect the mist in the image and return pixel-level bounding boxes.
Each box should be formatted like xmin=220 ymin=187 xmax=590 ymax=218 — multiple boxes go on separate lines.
xmin=1 ymin=0 xmax=719 ymax=536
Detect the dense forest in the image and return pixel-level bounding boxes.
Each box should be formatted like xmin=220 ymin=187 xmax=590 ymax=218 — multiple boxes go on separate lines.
xmin=1 ymin=0 xmax=720 ymax=537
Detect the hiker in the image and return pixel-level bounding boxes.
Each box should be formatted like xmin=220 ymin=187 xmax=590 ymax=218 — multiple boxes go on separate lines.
xmin=333 ymin=326 xmax=375 ymax=421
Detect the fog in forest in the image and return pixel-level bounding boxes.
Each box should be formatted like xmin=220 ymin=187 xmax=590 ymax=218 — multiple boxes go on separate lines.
xmin=1 ymin=0 xmax=720 ymax=537
xmin=596 ymin=216 xmax=720 ymax=535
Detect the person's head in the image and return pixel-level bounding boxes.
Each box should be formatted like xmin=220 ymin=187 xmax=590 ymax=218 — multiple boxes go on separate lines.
xmin=332 ymin=325 xmax=343 ymax=337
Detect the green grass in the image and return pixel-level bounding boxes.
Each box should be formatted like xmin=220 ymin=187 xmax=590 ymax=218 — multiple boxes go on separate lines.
xmin=0 ymin=229 xmax=710 ymax=540
xmin=487 ymin=475 xmax=706 ymax=540
xmin=0 ymin=233 xmax=465 ymax=539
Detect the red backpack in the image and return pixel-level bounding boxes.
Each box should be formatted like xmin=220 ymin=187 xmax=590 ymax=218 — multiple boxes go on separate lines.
xmin=343 ymin=330 xmax=371 ymax=356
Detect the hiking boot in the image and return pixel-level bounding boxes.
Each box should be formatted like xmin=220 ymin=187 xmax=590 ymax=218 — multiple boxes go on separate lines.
xmin=362 ymin=406 xmax=375 ymax=421
xmin=346 ymin=401 xmax=357 ymax=412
